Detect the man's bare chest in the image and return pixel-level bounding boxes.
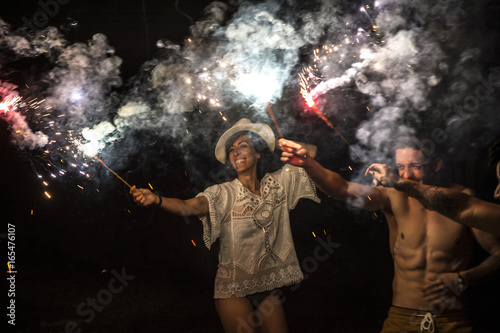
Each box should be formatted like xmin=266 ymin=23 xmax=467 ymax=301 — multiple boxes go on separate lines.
xmin=387 ymin=198 xmax=473 ymax=257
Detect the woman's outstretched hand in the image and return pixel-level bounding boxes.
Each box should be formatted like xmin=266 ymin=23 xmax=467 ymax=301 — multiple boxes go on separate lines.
xmin=130 ymin=186 xmax=159 ymax=207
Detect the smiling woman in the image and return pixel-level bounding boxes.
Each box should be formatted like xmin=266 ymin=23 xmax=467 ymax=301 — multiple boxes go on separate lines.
xmin=130 ymin=118 xmax=320 ymax=333
xmin=223 ymin=130 xmax=273 ymax=183
xmin=226 ymin=133 xmax=262 ymax=178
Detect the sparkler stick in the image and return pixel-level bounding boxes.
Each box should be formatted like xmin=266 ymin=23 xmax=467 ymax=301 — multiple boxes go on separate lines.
xmin=92 ymin=156 xmax=132 ymax=188
xmin=265 ymin=102 xmax=284 ymax=138
xmin=266 ymin=102 xmax=305 ymax=164
xmin=299 ymin=77 xmax=367 ymax=165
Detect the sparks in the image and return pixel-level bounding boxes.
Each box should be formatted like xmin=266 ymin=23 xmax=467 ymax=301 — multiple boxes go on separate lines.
xmin=299 ymin=72 xmax=367 ymax=165
xmin=0 ymin=97 xmax=20 ymax=114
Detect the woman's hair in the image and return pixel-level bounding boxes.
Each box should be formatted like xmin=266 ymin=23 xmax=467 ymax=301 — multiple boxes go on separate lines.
xmin=224 ymin=130 xmax=273 ymax=180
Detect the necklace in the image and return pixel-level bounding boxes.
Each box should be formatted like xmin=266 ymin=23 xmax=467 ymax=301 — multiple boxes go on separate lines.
xmin=247 ymin=185 xmax=259 ymax=194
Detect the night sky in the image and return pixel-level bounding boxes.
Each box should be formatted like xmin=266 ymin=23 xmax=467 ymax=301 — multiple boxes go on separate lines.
xmin=1 ymin=0 xmax=500 ymax=332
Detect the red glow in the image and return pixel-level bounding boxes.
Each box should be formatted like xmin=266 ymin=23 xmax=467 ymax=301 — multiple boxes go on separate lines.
xmin=301 ymin=89 xmax=316 ymax=108
xmin=0 ymin=98 xmax=18 ymax=116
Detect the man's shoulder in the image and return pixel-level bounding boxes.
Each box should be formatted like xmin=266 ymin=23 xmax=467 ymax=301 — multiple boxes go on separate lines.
xmin=451 ymin=184 xmax=474 ymax=196
xmin=373 ymin=185 xmax=409 ymax=215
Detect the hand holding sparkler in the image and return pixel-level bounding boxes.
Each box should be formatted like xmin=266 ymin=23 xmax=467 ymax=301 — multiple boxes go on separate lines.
xmin=130 ymin=186 xmax=162 ymax=208
xmin=266 ymin=103 xmax=318 ymax=165
xmin=279 ymin=139 xmax=316 ymax=167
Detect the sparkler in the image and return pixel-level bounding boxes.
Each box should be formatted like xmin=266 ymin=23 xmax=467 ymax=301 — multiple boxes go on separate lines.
xmin=265 ymin=102 xmax=284 ymax=138
xmin=92 ymin=155 xmax=131 ymax=188
xmin=299 ymin=73 xmax=367 ymax=165
xmin=265 ymin=102 xmax=306 ymax=164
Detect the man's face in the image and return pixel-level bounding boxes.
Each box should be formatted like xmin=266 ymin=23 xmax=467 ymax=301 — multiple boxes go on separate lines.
xmin=494 ymin=161 xmax=500 ymax=201
xmin=395 ymin=148 xmax=435 ymax=184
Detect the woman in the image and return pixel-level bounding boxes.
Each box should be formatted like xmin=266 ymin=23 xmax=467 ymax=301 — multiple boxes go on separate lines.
xmin=130 ymin=118 xmax=319 ymax=333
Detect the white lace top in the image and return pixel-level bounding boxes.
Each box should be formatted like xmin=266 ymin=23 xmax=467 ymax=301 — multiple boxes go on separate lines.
xmin=196 ymin=165 xmax=320 ymax=299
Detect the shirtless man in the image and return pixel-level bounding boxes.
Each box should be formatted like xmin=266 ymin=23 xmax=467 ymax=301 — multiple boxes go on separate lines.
xmin=280 ymin=138 xmax=500 ymax=332
xmin=369 ymin=137 xmax=500 ymax=237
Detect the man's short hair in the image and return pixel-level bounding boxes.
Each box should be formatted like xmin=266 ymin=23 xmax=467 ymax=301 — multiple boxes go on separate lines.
xmin=394 ymin=136 xmax=422 ymax=151
xmin=393 ymin=136 xmax=437 ymax=162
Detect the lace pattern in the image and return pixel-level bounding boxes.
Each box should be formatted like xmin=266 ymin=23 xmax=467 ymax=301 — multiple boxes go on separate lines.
xmin=197 ymin=165 xmax=320 ymax=298
xmin=215 ymin=251 xmax=304 ymax=299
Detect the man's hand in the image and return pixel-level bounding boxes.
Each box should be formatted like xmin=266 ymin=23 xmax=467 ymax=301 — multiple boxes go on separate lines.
xmin=421 ymin=273 xmax=464 ymax=305
xmin=279 ymin=139 xmax=309 ymax=167
xmin=130 ymin=186 xmax=158 ymax=207
xmin=365 ymin=163 xmax=399 ymax=187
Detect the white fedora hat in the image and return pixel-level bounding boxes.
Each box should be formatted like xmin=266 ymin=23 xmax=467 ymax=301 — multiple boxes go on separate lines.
xmin=215 ymin=118 xmax=275 ymax=164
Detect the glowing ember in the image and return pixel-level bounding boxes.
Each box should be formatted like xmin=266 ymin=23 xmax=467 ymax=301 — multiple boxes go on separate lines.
xmin=301 ymin=90 xmax=315 ymax=108
xmin=299 ymin=73 xmax=367 ymax=165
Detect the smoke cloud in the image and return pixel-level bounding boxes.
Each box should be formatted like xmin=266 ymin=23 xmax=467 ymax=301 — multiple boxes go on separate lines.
xmin=0 ymin=0 xmax=499 ymax=189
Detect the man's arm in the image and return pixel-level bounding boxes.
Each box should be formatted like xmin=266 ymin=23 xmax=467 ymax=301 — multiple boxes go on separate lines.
xmin=422 ymin=245 xmax=500 ymax=305
xmin=280 ymin=140 xmax=390 ymax=211
xmin=459 ymin=253 xmax=500 ymax=287
xmin=391 ymin=180 xmax=500 ymax=237
xmin=460 ymin=228 xmax=500 ymax=286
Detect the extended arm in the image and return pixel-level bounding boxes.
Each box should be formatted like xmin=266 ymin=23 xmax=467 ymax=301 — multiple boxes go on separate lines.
xmin=279 ymin=140 xmax=389 ymax=211
xmin=382 ymin=179 xmax=500 ymax=237
xmin=130 ymin=186 xmax=209 ymax=216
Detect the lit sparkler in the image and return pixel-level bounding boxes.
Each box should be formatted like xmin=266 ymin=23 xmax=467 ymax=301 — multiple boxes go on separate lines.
xmin=92 ymin=155 xmax=132 ymax=188
xmin=0 ymin=96 xmax=21 ymax=114
xmin=299 ymin=73 xmax=367 ymax=165
xmin=76 ymin=138 xmax=130 ymax=188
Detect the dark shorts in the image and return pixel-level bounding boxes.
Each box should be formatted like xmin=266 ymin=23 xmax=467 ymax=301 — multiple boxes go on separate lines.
xmin=380 ymin=305 xmax=472 ymax=333
xmin=246 ymin=289 xmax=279 ymax=310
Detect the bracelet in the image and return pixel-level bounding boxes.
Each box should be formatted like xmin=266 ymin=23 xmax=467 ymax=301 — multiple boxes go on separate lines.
xmin=151 ymin=191 xmax=162 ymax=208
xmin=457 ymin=272 xmax=467 ymax=292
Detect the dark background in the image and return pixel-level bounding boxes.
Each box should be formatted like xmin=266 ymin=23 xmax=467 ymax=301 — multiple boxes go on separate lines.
xmin=1 ymin=1 xmax=500 ymax=332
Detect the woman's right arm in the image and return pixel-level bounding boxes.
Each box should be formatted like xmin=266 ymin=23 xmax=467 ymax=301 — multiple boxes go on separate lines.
xmin=130 ymin=186 xmax=209 ymax=216
xmin=279 ymin=140 xmax=390 ymax=212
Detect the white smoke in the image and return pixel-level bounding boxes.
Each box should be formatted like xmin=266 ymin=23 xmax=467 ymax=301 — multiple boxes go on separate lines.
xmin=0 ymin=0 xmax=499 ymax=186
